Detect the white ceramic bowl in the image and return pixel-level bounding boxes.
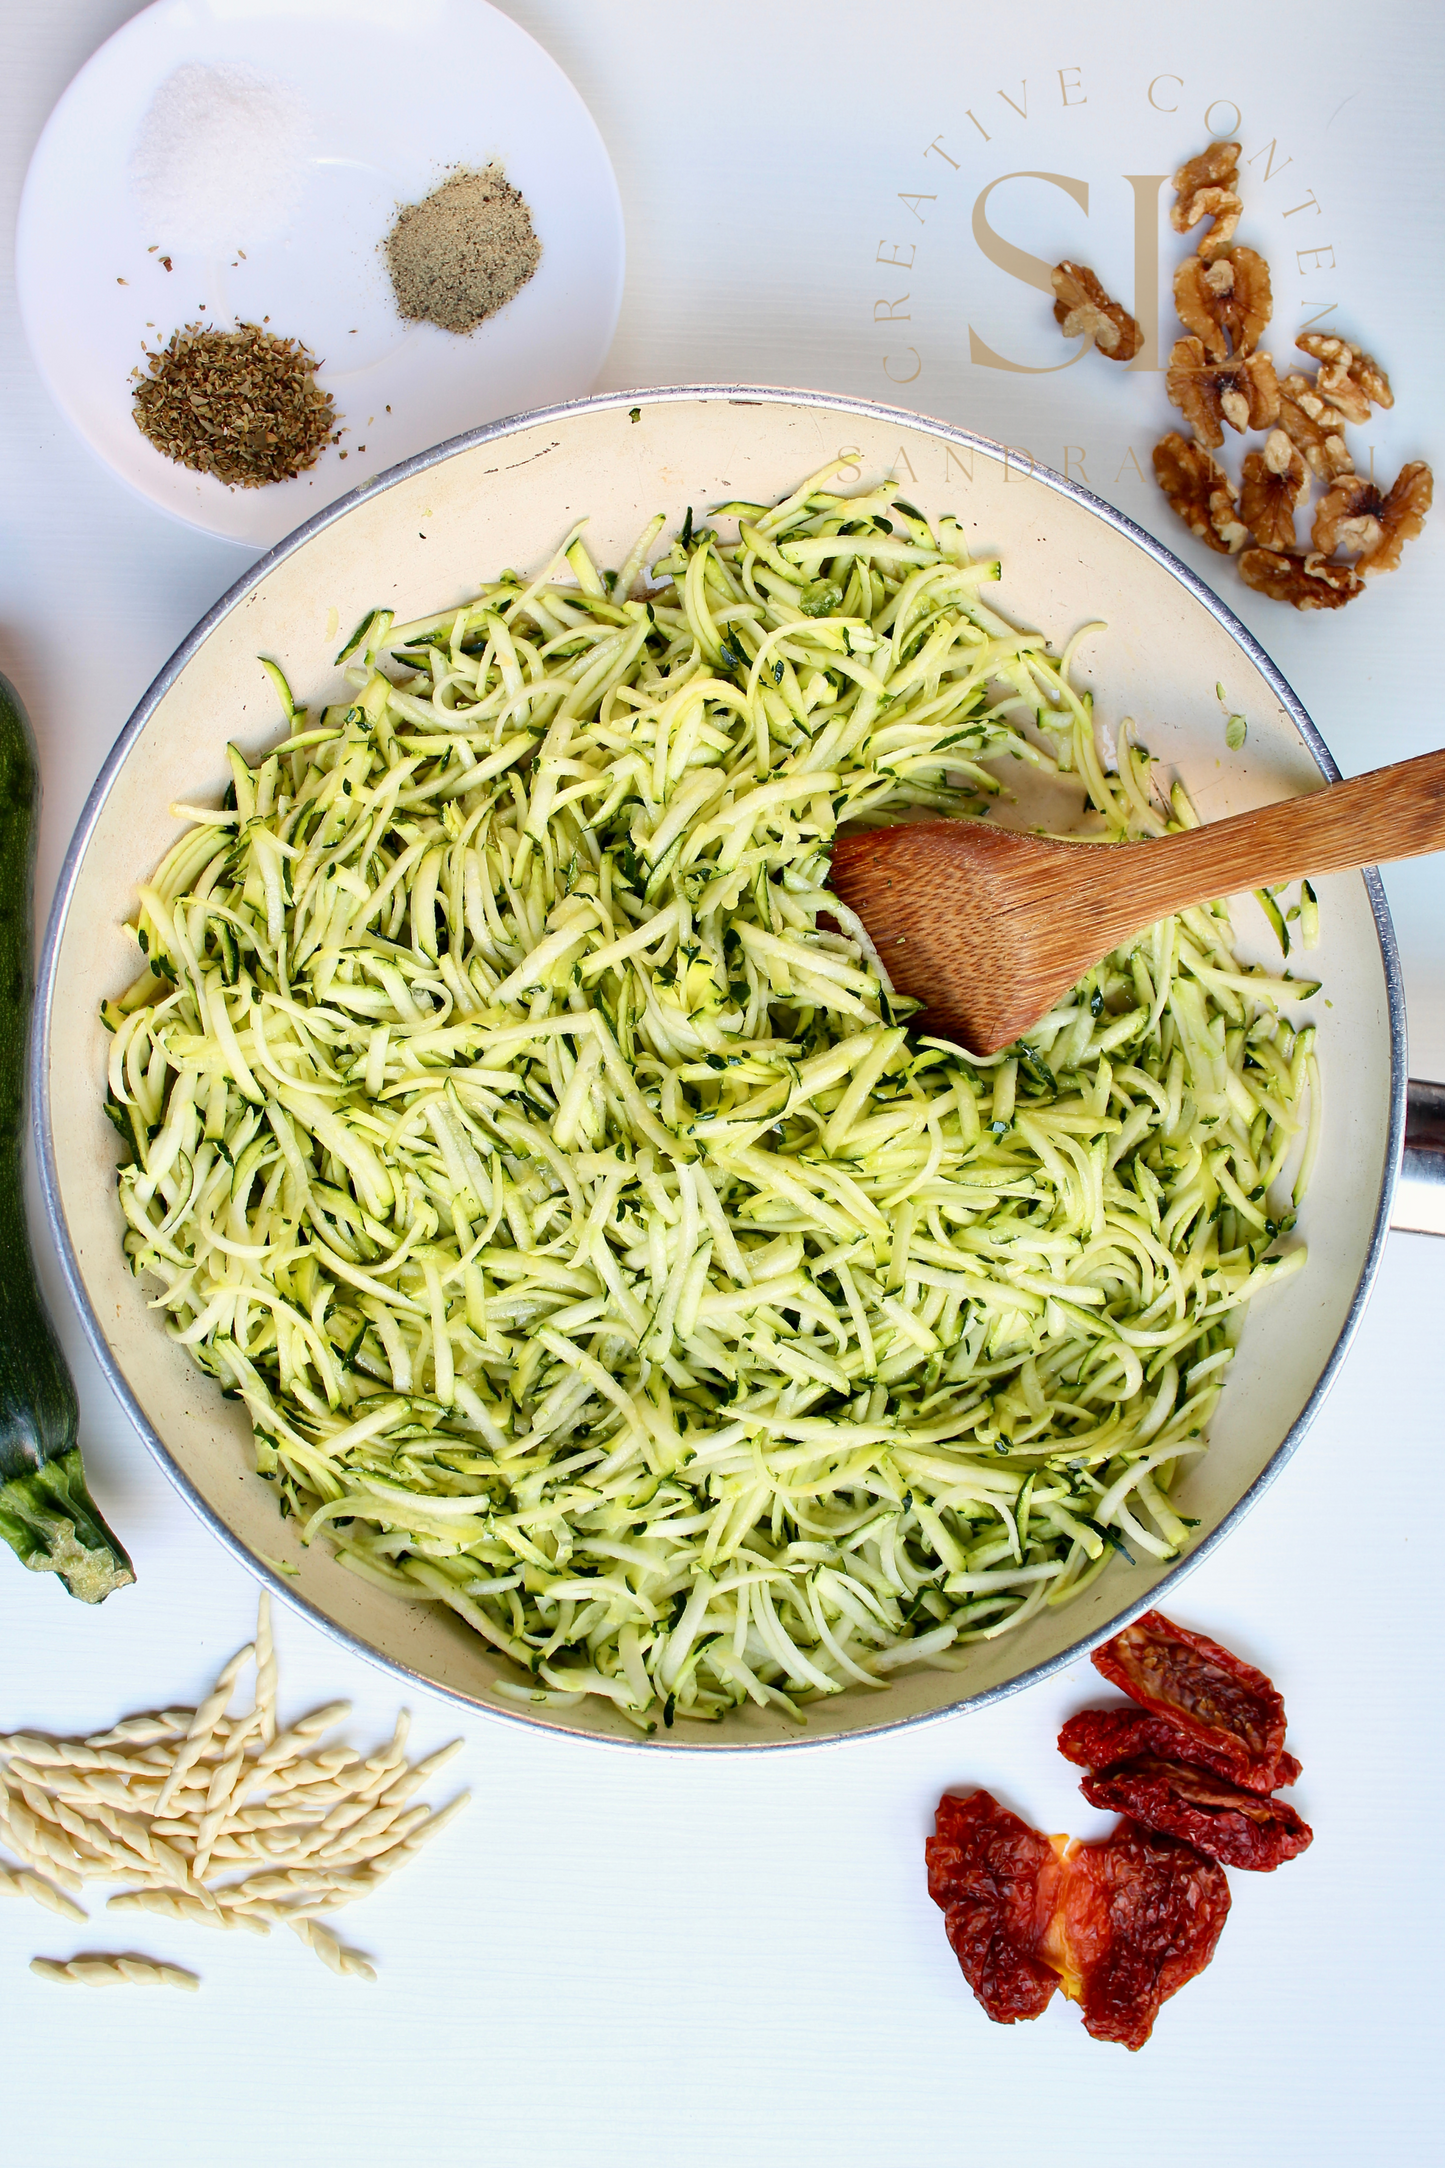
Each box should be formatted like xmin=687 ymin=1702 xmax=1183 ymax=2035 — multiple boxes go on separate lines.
xmin=36 ymin=388 xmax=1405 ymax=1750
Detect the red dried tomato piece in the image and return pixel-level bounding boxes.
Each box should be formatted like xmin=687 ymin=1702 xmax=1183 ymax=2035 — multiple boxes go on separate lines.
xmin=1057 ymin=1705 xmax=1302 ymax=1794
xmin=1079 ymin=1755 xmax=1313 ymax=1871
xmin=1048 ymin=1821 xmax=1231 ymax=2050
xmin=925 ymin=1790 xmax=1064 ymax=2023
xmin=1092 ymin=1610 xmax=1289 ymax=1791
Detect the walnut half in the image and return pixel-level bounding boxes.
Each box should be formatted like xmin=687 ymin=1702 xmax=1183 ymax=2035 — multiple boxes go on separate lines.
xmin=1238 ymin=548 xmax=1364 ymax=610
xmin=1296 ymin=332 xmax=1394 ymax=421
xmin=1174 ymin=247 xmax=1272 ymax=360
xmin=1275 ymin=383 xmax=1354 ymax=482
xmin=1153 ymin=431 xmax=1249 ymax=554
xmin=1170 ymin=146 xmax=1244 ymax=263
xmin=1312 ymin=462 xmax=1433 ymax=576
xmin=1179 ymin=187 xmax=1242 ymax=262
xmin=1171 ymin=142 xmax=1241 ymax=214
xmin=1240 ymin=430 xmax=1309 ymax=553
xmin=1167 ymin=338 xmax=1280 ymax=447
xmin=1051 ymin=262 xmax=1142 ymax=361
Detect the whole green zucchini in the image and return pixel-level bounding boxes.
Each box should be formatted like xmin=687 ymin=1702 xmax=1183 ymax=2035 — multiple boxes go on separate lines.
xmin=0 ymin=672 xmax=133 ymax=1602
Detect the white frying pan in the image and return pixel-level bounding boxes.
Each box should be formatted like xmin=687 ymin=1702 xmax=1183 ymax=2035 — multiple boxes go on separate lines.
xmin=33 ymin=387 xmax=1408 ymax=1750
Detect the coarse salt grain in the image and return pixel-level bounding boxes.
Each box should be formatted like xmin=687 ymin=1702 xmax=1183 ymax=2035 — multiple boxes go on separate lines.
xmin=129 ymin=62 xmax=314 ymax=256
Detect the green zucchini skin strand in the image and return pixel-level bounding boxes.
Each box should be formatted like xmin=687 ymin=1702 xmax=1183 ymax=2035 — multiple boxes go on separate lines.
xmin=0 ymin=672 xmax=133 ymax=1602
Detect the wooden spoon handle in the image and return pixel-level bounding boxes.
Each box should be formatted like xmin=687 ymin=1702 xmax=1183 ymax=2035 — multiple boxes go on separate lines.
xmin=1086 ymin=745 xmax=1445 ymax=938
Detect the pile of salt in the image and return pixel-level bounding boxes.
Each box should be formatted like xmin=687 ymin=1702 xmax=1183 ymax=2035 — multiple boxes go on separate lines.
xmin=129 ymin=61 xmax=314 ymax=257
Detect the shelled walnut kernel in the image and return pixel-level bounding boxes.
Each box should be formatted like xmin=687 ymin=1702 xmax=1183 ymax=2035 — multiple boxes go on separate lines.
xmin=1174 ymin=247 xmax=1272 ymax=362
xmin=1296 ymin=333 xmax=1393 ymax=422
xmin=1050 ymin=262 xmax=1141 ymax=361
xmin=1238 ymin=549 xmax=1364 ymax=610
xmin=1311 ymin=464 xmax=1434 ymax=576
xmin=1153 ymin=433 xmax=1248 ymax=554
xmin=1239 ymin=431 xmax=1309 ymax=554
xmin=1170 ymin=143 xmax=1243 ymax=261
xmin=1166 ymin=339 xmax=1279 ymax=445
xmin=1153 ymin=145 xmax=1426 ymax=608
xmin=1054 ymin=139 xmax=1432 ymax=609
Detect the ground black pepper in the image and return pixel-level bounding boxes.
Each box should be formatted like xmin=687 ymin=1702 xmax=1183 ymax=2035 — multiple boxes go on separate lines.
xmin=384 ymin=165 xmax=540 ymax=335
xmin=130 ymin=321 xmax=342 ymax=487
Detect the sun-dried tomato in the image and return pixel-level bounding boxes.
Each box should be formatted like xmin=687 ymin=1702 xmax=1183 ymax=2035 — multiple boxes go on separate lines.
xmin=1047 ymin=1821 xmax=1231 ymax=2050
xmin=1092 ymin=1610 xmax=1289 ymax=1791
xmin=925 ymin=1790 xmax=1064 ymax=2023
xmin=1057 ymin=1706 xmax=1302 ymax=1794
xmin=927 ymin=1792 xmax=1233 ymax=2046
xmin=1079 ymin=1755 xmax=1313 ymax=1872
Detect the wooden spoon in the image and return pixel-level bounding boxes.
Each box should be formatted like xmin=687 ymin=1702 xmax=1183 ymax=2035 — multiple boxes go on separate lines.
xmin=828 ymin=748 xmax=1445 ymax=1056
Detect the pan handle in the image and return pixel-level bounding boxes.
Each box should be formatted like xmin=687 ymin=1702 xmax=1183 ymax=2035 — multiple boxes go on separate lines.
xmin=1393 ymin=1079 xmax=1445 ymax=1236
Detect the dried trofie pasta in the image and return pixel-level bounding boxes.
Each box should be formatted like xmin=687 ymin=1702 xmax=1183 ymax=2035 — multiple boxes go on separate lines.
xmin=1152 ymin=432 xmax=1248 ymax=554
xmin=1050 ymin=261 xmax=1141 ymax=361
xmin=1166 ymin=338 xmax=1280 ymax=445
xmin=1239 ymin=431 xmax=1309 ymax=554
xmin=1 ymin=1592 xmax=468 ymax=1988
xmin=108 ymin=1887 xmax=269 ymax=1934
xmin=0 ymin=1860 xmax=88 ymax=1923
xmin=30 ymin=1954 xmax=199 ymax=1990
xmin=1238 ymin=548 xmax=1364 ymax=611
xmin=289 ymin=1915 xmax=376 ymax=1980
xmin=1311 ymin=463 xmax=1434 ymax=576
xmin=152 ymin=1642 xmax=255 ymax=1819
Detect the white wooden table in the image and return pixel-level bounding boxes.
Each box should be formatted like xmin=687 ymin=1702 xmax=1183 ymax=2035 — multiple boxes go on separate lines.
xmin=3 ymin=6 xmax=1442 ymax=2160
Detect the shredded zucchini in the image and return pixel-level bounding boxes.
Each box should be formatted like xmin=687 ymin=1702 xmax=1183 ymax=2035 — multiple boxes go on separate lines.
xmin=104 ymin=462 xmax=1317 ymax=1730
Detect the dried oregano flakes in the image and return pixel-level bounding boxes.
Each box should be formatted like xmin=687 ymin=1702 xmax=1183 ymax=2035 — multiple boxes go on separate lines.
xmin=131 ymin=321 xmax=341 ymax=488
